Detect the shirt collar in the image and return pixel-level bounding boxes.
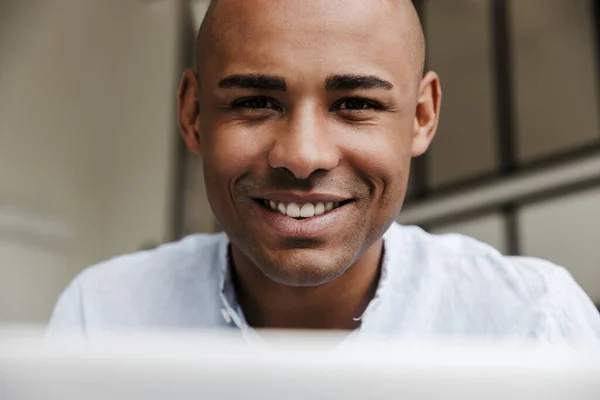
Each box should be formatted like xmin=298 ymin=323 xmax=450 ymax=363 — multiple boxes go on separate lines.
xmin=218 ymin=241 xmax=248 ymax=330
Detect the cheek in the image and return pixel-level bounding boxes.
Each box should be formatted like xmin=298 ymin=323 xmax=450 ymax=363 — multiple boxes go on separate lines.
xmin=343 ymin=123 xmax=413 ymax=201
xmin=202 ymin=125 xmax=266 ymax=176
xmin=200 ymin=124 xmax=271 ymax=215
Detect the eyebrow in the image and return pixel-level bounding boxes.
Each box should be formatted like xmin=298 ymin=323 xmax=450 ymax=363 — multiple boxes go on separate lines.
xmin=217 ymin=73 xmax=394 ymax=92
xmin=325 ymin=74 xmax=394 ymax=91
xmin=218 ymin=74 xmax=287 ymax=91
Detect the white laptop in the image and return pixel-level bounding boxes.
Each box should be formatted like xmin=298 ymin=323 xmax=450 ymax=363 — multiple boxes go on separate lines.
xmin=1 ymin=328 xmax=599 ymax=400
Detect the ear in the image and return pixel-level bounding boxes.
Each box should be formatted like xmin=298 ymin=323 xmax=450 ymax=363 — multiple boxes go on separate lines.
xmin=177 ymin=69 xmax=202 ymax=154
xmin=411 ymin=71 xmax=442 ymax=157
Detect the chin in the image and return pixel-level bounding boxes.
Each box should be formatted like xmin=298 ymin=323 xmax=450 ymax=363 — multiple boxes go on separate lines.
xmin=259 ymin=248 xmax=353 ymax=287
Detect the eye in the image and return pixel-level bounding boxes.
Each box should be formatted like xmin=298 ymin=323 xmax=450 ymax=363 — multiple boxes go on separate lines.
xmin=331 ymin=98 xmax=384 ymax=112
xmin=231 ymin=96 xmax=282 ymax=111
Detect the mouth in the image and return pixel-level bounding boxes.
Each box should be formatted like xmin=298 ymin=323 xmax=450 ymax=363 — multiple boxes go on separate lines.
xmin=253 ymin=198 xmax=353 ymax=220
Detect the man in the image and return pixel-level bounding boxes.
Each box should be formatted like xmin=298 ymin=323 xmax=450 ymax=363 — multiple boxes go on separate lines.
xmin=49 ymin=0 xmax=600 ymax=344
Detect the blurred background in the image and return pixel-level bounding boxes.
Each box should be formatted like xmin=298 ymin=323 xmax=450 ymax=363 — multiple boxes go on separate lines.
xmin=0 ymin=0 xmax=598 ymax=324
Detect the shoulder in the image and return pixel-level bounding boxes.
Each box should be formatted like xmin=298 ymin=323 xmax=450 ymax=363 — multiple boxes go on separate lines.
xmin=383 ymin=223 xmax=600 ymax=343
xmin=386 ymin=222 xmax=564 ymax=291
xmin=48 ymin=232 xmax=229 ymax=331
xmin=76 ymin=232 xmax=227 ymax=290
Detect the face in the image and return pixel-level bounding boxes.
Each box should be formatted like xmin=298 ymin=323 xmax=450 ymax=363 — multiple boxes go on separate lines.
xmin=179 ymin=0 xmax=440 ymax=286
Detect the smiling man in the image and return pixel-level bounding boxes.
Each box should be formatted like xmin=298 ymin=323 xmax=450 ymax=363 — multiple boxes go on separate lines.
xmin=49 ymin=0 xmax=600 ymax=343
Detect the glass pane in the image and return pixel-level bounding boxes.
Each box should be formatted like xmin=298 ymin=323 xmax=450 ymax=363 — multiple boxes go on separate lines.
xmin=518 ymin=186 xmax=600 ymax=303
xmin=424 ymin=0 xmax=499 ymax=188
xmin=431 ymin=213 xmax=508 ymax=254
xmin=510 ymin=0 xmax=600 ymax=162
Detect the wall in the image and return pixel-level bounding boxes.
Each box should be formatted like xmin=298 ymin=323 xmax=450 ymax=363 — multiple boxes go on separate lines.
xmin=0 ymin=0 xmax=181 ymax=323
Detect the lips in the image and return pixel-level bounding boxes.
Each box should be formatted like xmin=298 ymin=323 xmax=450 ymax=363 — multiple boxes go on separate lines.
xmin=251 ymin=195 xmax=355 ymax=238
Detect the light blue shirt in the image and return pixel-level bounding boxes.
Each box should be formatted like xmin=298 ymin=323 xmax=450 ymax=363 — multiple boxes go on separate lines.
xmin=48 ymin=223 xmax=600 ymax=345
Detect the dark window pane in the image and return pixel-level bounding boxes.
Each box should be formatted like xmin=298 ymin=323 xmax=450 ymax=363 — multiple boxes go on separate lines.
xmin=424 ymin=0 xmax=499 ymax=188
xmin=510 ymin=0 xmax=600 ymax=162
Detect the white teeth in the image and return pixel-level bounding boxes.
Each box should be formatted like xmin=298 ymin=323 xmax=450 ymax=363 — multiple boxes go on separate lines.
xmin=264 ymin=199 xmax=343 ymax=218
xmin=277 ymin=202 xmax=286 ymax=215
xmin=314 ymin=202 xmax=325 ymax=215
xmin=300 ymin=203 xmax=315 ymax=218
xmin=286 ymin=202 xmax=301 ymax=218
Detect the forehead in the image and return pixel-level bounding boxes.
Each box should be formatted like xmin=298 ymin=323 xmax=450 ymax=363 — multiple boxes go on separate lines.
xmin=201 ymin=0 xmax=418 ymax=90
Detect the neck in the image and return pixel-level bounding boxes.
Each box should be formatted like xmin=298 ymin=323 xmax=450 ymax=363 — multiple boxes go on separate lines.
xmin=230 ymin=240 xmax=384 ymax=330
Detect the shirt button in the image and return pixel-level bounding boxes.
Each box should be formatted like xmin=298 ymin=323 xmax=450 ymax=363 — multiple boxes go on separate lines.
xmin=220 ymin=308 xmax=232 ymax=324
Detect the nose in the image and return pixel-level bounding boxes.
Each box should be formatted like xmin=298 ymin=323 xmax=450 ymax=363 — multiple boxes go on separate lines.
xmin=267 ymin=105 xmax=340 ymax=180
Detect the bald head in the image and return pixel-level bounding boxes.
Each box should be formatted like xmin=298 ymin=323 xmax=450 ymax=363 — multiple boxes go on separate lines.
xmin=195 ymin=0 xmax=426 ymax=84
